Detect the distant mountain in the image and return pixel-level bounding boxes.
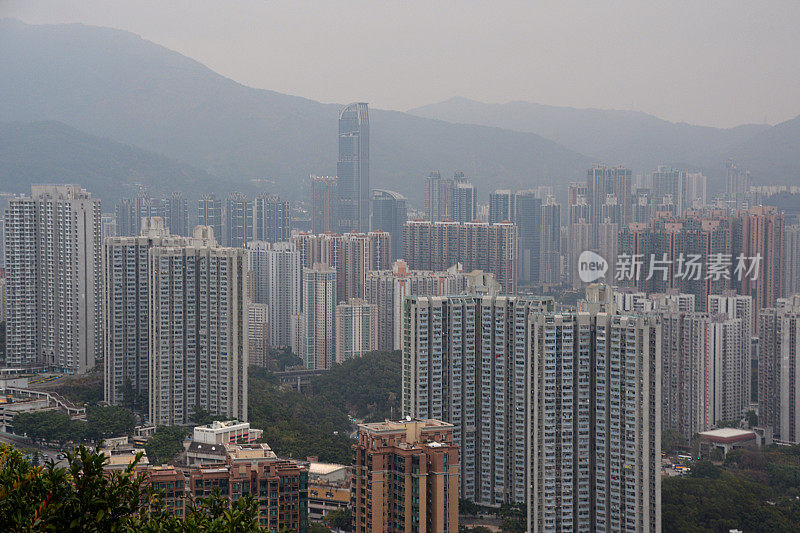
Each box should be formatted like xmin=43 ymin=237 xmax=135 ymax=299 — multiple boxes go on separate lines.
xmin=409 ymin=97 xmax=793 ymax=185
xmin=0 ymin=121 xmax=227 ymax=202
xmin=0 ymin=19 xmax=591 ymax=204
xmin=733 ymin=114 xmax=800 ymax=184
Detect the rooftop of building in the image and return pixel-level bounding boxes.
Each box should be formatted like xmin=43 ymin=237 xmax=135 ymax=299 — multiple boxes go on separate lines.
xmin=358 ymin=418 xmax=453 ymax=434
xmin=698 ymin=428 xmax=757 ymax=442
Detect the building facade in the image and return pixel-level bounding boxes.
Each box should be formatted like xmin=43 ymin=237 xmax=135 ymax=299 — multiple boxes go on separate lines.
xmin=253 ymin=193 xmax=291 ymax=243
xmin=334 ymin=298 xmax=378 ymax=363
xmin=224 ymin=193 xmax=252 ymax=248
xmin=371 ymin=189 xmax=407 ymax=260
xmin=337 ymin=103 xmax=370 ymax=233
xmin=300 ymin=263 xmax=337 ymax=370
xmin=4 ymin=185 xmax=102 ymax=373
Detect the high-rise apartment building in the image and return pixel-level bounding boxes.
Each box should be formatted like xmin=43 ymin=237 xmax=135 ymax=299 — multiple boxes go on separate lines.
xmin=163 ymin=192 xmax=189 ymax=236
xmin=404 ymin=220 xmax=518 ymax=293
xmin=149 ymin=226 xmax=248 ymax=425
xmin=246 ymin=241 xmax=301 ymax=350
xmin=726 ymin=159 xmax=751 ymax=198
xmin=783 ymin=224 xmax=800 ymax=297
xmin=527 ymin=285 xmax=660 ymax=532
xmin=371 ymin=189 xmax=407 ymax=260
xmin=424 ymin=171 xmax=453 ymax=222
xmin=758 ymin=295 xmax=800 ymax=443
xmin=224 ymin=192 xmax=252 ymax=248
xmin=198 ymin=193 xmax=223 ymax=242
xmin=253 ymin=193 xmax=291 ymax=243
xmin=337 ymin=103 xmax=370 ymax=233
xmin=733 ymin=205 xmax=784 ymax=316
xmin=292 ymin=231 xmax=391 ymax=304
xmin=539 ymin=196 xmax=561 ymax=285
xmin=115 ymin=192 xmax=164 ymax=237
xmin=300 ymin=263 xmax=336 ymax=370
xmin=365 ymin=260 xmax=468 ymax=351
xmin=515 ymin=191 xmax=542 ymax=285
xmin=451 ymin=180 xmax=478 ymax=223
xmin=247 ymin=303 xmax=269 ymax=368
xmin=334 ymin=298 xmax=377 ymax=363
xmin=586 ymin=165 xmax=632 ymax=246
xmin=104 ymin=217 xmax=191 ymax=405
xmin=4 ymin=185 xmax=102 ymax=373
xmin=310 ymin=175 xmax=338 ymax=234
xmin=403 ymin=293 xmax=553 ymax=505
xmin=489 ymin=190 xmax=515 ymax=224
xmin=352 ymin=419 xmax=459 ymax=533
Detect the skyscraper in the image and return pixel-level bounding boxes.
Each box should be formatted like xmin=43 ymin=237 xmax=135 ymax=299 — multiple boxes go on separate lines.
xmin=104 ymin=217 xmax=191 ymax=405
xmin=404 ymin=220 xmax=518 ymax=293
xmin=4 ymin=185 xmax=102 ymax=373
xmin=726 ymin=159 xmax=751 ymax=198
xmin=149 ymin=226 xmax=248 ymax=425
xmin=248 ymin=303 xmax=270 ymax=368
xmin=371 ymin=189 xmax=408 ymax=260
xmin=489 ymin=190 xmax=515 ymax=224
xmin=253 ymin=193 xmax=291 ymax=243
xmin=300 ymin=263 xmax=337 ymax=370
xmin=198 ymin=193 xmax=223 ymax=242
xmin=539 ymin=196 xmax=561 ymax=285
xmin=733 ymin=205 xmax=784 ymax=316
xmin=784 ymin=224 xmax=800 ymax=297
xmin=403 ymin=292 xmax=553 ymax=505
xmin=246 ymin=241 xmax=301 ymax=350
xmin=515 ymin=191 xmax=542 ymax=285
xmin=116 ymin=192 xmax=163 ymax=237
xmin=163 ymin=192 xmax=189 ymax=236
xmin=224 ymin=192 xmax=252 ymax=248
xmin=758 ymin=295 xmax=800 ymax=443
xmin=310 ymin=175 xmax=337 ymax=234
xmin=334 ymin=298 xmax=378 ymax=363
xmin=586 ymin=165 xmax=632 ymax=246
xmin=527 ymin=285 xmax=661 ymax=532
xmin=567 ymin=194 xmax=592 ymax=288
xmin=451 ymin=179 xmax=478 ymax=223
xmin=425 ymin=171 xmax=453 ymax=222
xmin=337 ymin=103 xmax=370 ymax=233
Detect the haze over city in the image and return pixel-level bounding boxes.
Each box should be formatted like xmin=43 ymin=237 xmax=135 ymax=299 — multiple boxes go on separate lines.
xmin=2 ymin=0 xmax=799 ymax=127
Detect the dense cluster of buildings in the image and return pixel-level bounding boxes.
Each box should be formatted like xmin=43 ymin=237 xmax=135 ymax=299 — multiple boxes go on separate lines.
xmin=2 ymin=99 xmax=800 ymax=532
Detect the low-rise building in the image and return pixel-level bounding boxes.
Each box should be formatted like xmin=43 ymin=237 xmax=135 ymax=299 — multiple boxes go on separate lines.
xmin=192 ymin=420 xmax=263 ymax=445
xmin=698 ymin=428 xmax=758 ymax=458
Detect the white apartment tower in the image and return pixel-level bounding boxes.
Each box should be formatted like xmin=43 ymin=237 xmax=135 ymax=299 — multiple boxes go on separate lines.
xmin=149 ymin=226 xmax=248 ymax=425
xmin=246 ymin=241 xmax=301 ymax=349
xmin=528 ymin=285 xmax=661 ymax=532
xmin=334 ymin=298 xmax=378 ymax=363
xmin=4 ymin=185 xmax=102 ymax=373
xmin=104 ymin=217 xmax=191 ymax=405
xmin=300 ymin=263 xmax=337 ymax=370
xmin=403 ymin=293 xmax=554 ymax=506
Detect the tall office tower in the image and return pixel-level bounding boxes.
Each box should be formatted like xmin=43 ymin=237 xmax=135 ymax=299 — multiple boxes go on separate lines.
xmin=586 ymin=165 xmax=632 ymax=246
xmin=104 ymin=217 xmax=191 ymax=405
xmin=539 ymin=196 xmax=561 ymax=285
xmin=334 ymin=298 xmax=377 ymax=363
xmin=682 ymin=172 xmax=708 ymax=209
xmin=726 ymin=159 xmax=751 ymax=198
xmin=618 ymin=215 xmax=733 ymax=312
xmin=733 ymin=205 xmax=784 ymax=315
xmin=337 ymin=102 xmax=370 ymax=233
xmin=224 ymin=192 xmax=252 ymax=248
xmin=784 ymin=225 xmax=800 ymax=297
xmin=253 ymin=193 xmax=291 ymax=243
xmin=291 ymin=231 xmax=391 ymax=303
xmin=451 ymin=180 xmax=478 ymax=223
xmin=300 ymin=263 xmax=337 ymax=370
xmin=528 ymin=285 xmax=661 ymax=532
xmin=163 ymin=192 xmax=189 ymax=236
xmin=371 ymin=189 xmax=408 ymax=259
xmin=365 ymin=260 xmax=468 ymax=351
xmin=246 ymin=241 xmax=301 ymax=349
xmin=310 ymin=175 xmax=337 ymax=234
xmin=404 ymin=220 xmax=518 ymax=293
xmin=403 ymin=293 xmax=554 ymax=506
xmin=633 ymin=188 xmax=653 ymax=224
xmin=489 ymin=189 xmax=515 ymax=224
xmin=758 ymin=295 xmax=800 ymax=442
xmin=352 ymin=419 xmax=459 ymax=533
xmin=149 ymin=226 xmax=248 ymax=425
xmin=515 ymin=191 xmax=542 ymax=284
xmin=4 ymin=185 xmax=102 ymax=373
xmin=198 ymin=193 xmax=223 ymax=242
xmin=248 ymin=303 xmax=269 ymax=368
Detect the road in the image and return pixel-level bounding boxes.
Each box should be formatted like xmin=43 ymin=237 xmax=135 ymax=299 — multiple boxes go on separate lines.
xmin=0 ymin=432 xmax=68 ymax=467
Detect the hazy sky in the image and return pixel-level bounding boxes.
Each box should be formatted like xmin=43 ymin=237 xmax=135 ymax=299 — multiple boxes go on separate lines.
xmin=3 ymin=0 xmax=799 ymax=128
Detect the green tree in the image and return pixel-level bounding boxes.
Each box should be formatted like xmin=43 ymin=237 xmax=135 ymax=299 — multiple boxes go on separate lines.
xmin=144 ymin=426 xmax=188 ymax=465
xmin=323 ymin=508 xmax=353 ymax=531
xmin=661 ymin=429 xmax=685 ymax=454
